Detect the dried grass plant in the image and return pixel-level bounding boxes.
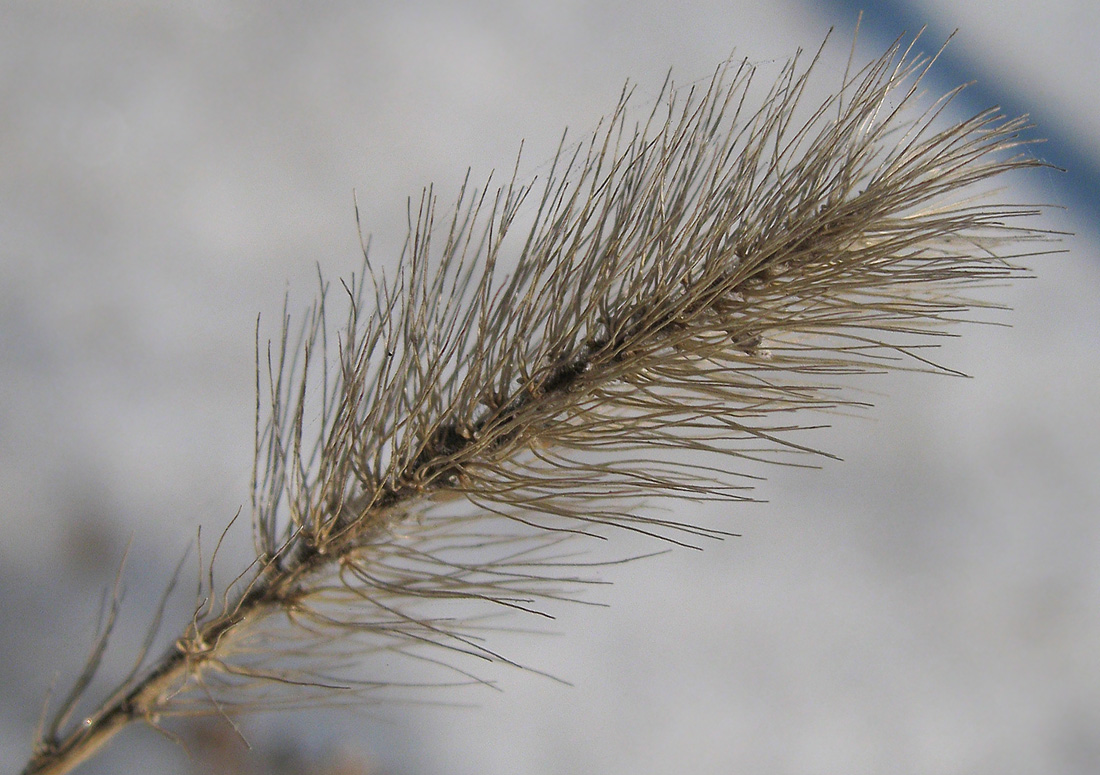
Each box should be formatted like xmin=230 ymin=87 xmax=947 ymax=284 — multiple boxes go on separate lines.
xmin=22 ymin=31 xmax=1055 ymax=775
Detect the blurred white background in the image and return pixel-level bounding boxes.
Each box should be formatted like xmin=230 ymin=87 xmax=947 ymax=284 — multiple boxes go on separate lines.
xmin=2 ymin=2 xmax=1098 ymax=774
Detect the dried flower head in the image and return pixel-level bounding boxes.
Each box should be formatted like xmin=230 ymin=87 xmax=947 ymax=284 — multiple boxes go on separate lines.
xmin=24 ymin=31 xmax=1054 ymax=775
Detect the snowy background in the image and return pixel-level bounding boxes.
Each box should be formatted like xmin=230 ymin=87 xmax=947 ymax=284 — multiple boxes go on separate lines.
xmin=2 ymin=2 xmax=1098 ymax=774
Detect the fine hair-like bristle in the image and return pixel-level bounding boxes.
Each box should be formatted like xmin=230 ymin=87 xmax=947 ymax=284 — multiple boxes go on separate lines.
xmin=24 ymin=32 xmax=1055 ymax=775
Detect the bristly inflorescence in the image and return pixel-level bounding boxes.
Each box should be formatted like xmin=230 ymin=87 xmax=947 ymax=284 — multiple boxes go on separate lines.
xmin=25 ymin=32 xmax=1055 ymax=775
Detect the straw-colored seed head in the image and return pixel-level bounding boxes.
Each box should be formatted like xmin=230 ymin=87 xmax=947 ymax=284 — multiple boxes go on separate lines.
xmin=23 ymin=31 xmax=1056 ymax=775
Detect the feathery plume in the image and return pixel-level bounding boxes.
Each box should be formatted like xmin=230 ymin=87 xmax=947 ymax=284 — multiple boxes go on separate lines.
xmin=23 ymin=32 xmax=1054 ymax=775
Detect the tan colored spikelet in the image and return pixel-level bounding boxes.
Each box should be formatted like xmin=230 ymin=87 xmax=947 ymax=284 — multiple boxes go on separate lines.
xmin=23 ymin=32 xmax=1056 ymax=775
